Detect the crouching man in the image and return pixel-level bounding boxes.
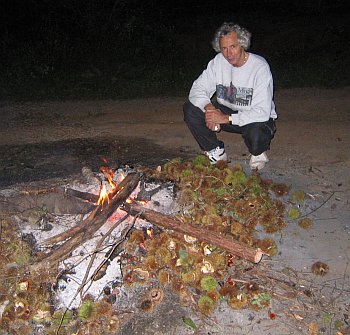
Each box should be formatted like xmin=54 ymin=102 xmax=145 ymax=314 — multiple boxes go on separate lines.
xmin=183 ymin=22 xmax=277 ymax=170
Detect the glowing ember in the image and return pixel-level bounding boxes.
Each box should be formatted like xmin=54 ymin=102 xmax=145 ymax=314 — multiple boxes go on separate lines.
xmin=118 ymin=172 xmax=125 ymax=183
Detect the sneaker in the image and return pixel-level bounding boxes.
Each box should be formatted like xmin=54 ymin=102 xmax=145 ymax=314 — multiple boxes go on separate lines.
xmin=249 ymin=152 xmax=269 ymax=170
xmin=205 ymin=144 xmax=228 ymax=164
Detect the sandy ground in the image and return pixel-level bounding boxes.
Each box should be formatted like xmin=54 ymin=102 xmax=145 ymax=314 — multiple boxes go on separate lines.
xmin=0 ymin=87 xmax=349 ymax=334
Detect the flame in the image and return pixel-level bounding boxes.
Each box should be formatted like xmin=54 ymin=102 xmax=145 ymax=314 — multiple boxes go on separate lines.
xmin=96 ymin=166 xmax=119 ymax=206
xmin=97 ymin=184 xmax=110 ymax=205
xmin=101 ymin=166 xmax=117 ymax=190
xmin=95 ymin=167 xmax=138 ymax=208
xmin=118 ymin=172 xmax=125 ymax=183
xmin=146 ymin=228 xmax=154 ymax=239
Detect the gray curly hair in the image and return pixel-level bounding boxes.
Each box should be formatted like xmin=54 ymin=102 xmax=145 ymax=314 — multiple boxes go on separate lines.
xmin=212 ymin=22 xmax=252 ymax=52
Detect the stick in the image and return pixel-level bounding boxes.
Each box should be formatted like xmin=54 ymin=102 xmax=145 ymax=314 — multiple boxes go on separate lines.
xmin=62 ymin=187 xmax=99 ymax=203
xmin=122 ymin=203 xmax=263 ymax=263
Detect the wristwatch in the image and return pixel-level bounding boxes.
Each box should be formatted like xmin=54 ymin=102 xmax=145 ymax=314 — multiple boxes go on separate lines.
xmin=228 ymin=115 xmax=232 ymax=123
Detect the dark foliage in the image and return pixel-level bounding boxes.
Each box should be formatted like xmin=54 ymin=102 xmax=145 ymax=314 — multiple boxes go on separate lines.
xmin=0 ymin=0 xmax=348 ymax=100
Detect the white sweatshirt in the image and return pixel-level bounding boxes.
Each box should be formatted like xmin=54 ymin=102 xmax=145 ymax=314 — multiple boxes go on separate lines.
xmin=189 ymin=52 xmax=277 ymax=126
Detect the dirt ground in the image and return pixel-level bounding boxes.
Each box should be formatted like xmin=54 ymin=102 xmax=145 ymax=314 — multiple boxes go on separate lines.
xmin=0 ymin=87 xmax=350 ymax=334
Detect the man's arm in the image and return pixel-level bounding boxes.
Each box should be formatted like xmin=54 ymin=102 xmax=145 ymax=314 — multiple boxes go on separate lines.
xmin=205 ymin=104 xmax=230 ymax=132
xmin=189 ymin=57 xmax=218 ymax=111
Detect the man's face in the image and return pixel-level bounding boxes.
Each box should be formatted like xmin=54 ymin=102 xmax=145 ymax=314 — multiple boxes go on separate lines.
xmin=219 ymin=32 xmax=244 ymax=67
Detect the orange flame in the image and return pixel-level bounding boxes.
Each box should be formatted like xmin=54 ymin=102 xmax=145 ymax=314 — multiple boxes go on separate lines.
xmin=97 ymin=184 xmax=110 ymax=205
xmin=146 ymin=228 xmax=154 ymax=239
xmin=96 ymin=166 xmax=117 ymax=206
xmin=101 ymin=166 xmax=117 ymax=190
xmin=96 ymin=168 xmax=134 ymax=207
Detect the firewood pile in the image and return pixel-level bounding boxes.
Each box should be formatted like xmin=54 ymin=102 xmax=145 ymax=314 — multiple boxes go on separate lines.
xmin=0 ymin=155 xmax=329 ymax=334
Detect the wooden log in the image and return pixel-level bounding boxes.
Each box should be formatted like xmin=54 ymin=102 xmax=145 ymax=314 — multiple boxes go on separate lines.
xmin=123 ymin=203 xmax=263 ymax=264
xmin=32 ymin=173 xmax=141 ymax=268
xmin=62 ymin=187 xmax=99 ymax=203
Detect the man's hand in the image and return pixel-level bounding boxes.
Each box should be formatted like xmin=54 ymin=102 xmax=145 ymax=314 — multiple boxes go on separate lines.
xmin=204 ymin=104 xmax=230 ymax=131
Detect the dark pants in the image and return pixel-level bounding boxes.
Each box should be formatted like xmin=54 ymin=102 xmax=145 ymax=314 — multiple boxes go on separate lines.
xmin=183 ymin=101 xmax=276 ymax=156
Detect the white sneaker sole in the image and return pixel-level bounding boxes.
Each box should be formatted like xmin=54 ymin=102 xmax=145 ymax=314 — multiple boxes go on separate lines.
xmin=209 ymin=152 xmax=228 ymax=164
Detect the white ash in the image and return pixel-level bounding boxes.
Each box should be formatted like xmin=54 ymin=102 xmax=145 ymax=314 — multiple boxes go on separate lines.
xmin=143 ymin=184 xmax=180 ymax=215
xmin=15 ymin=170 xmax=178 ymax=309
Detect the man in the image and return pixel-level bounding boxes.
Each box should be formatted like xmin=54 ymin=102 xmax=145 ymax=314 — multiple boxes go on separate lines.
xmin=183 ymin=22 xmax=277 ymax=170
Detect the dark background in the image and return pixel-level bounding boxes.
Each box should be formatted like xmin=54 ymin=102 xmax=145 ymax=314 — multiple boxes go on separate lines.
xmin=0 ymin=0 xmax=348 ymax=100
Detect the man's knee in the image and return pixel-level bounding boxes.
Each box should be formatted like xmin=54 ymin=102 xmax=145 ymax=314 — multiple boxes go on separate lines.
xmin=243 ymin=122 xmax=273 ymax=155
xmin=246 ymin=135 xmax=262 ymax=155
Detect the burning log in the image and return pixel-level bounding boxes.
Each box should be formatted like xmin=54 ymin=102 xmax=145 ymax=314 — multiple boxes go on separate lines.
xmin=32 ymin=172 xmax=141 ymax=269
xmin=122 ymin=203 xmax=263 ymax=264
xmin=42 ymin=176 xmax=131 ymax=247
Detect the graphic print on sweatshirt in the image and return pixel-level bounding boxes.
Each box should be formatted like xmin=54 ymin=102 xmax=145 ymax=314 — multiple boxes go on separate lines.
xmin=217 ymin=83 xmax=253 ymax=107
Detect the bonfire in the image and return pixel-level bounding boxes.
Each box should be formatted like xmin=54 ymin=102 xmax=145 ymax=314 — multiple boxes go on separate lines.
xmin=0 ymin=155 xmax=334 ymax=335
